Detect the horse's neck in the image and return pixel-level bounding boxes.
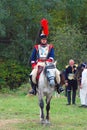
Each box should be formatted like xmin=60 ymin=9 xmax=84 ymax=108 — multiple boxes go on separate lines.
xmin=38 ymin=70 xmax=48 ymax=88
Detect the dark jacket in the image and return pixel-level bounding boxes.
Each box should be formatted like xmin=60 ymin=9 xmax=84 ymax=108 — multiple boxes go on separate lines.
xmin=65 ymin=65 xmax=78 ymax=88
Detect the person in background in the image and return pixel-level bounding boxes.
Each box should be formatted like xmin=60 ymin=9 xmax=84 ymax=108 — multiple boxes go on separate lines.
xmin=79 ymin=63 xmax=87 ymax=107
xmin=65 ymin=59 xmax=78 ymax=105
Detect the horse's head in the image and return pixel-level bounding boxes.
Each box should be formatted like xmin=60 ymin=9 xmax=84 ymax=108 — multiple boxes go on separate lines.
xmin=74 ymin=64 xmax=84 ymax=85
xmin=60 ymin=70 xmax=65 ymax=86
xmin=75 ymin=64 xmax=83 ymax=80
xmin=44 ymin=61 xmax=57 ymax=87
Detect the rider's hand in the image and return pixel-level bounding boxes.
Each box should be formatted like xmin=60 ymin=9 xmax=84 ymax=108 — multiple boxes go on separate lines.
xmin=65 ymin=80 xmax=68 ymax=86
xmin=65 ymin=82 xmax=68 ymax=86
xmin=46 ymin=59 xmax=53 ymax=62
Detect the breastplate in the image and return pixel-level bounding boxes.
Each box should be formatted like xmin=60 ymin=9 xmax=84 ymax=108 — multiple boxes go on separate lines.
xmin=38 ymin=45 xmax=49 ymax=60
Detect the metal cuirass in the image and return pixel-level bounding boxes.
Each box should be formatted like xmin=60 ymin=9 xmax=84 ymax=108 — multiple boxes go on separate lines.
xmin=38 ymin=45 xmax=49 ymax=60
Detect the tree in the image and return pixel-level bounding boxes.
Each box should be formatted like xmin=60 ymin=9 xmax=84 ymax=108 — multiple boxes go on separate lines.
xmin=51 ymin=25 xmax=85 ymax=69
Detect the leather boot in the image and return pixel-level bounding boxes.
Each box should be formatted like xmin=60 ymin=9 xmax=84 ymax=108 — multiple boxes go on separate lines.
xmin=29 ymin=75 xmax=37 ymax=95
xmin=72 ymin=91 xmax=76 ymax=104
xmin=67 ymin=91 xmax=71 ymax=104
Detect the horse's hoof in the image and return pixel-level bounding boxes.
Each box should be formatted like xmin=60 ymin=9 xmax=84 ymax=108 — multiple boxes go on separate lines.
xmin=40 ymin=119 xmax=45 ymax=124
xmin=45 ymin=119 xmax=50 ymax=125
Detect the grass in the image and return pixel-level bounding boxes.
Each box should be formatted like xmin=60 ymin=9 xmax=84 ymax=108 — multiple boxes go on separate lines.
xmin=0 ymin=85 xmax=87 ymax=130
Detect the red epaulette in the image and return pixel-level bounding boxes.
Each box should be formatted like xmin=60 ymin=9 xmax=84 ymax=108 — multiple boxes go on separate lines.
xmin=49 ymin=44 xmax=54 ymax=50
xmin=34 ymin=44 xmax=39 ymax=51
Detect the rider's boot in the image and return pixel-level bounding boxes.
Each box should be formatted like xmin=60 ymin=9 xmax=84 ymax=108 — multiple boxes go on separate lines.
xmin=56 ymin=84 xmax=64 ymax=94
xmin=29 ymin=75 xmax=37 ymax=95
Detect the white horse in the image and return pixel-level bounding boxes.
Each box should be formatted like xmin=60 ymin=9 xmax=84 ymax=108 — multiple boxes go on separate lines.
xmin=37 ymin=61 xmax=60 ymax=124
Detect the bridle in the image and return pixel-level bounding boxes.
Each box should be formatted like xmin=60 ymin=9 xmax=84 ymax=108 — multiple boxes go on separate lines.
xmin=44 ymin=64 xmax=56 ymax=82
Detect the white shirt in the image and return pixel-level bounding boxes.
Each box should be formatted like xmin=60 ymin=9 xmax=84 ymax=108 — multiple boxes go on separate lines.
xmin=81 ymin=69 xmax=87 ymax=88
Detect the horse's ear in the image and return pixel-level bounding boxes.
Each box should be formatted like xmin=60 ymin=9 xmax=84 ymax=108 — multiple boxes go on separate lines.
xmin=54 ymin=61 xmax=57 ymax=66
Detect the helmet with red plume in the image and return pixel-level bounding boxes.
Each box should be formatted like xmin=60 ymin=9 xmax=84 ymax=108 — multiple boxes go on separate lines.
xmin=35 ymin=18 xmax=49 ymax=43
xmin=40 ymin=18 xmax=49 ymax=36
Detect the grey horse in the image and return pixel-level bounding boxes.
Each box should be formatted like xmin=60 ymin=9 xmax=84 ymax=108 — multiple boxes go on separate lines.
xmin=37 ymin=61 xmax=60 ymax=124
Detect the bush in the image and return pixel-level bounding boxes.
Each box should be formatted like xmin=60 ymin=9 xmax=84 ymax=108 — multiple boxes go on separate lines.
xmin=0 ymin=60 xmax=30 ymax=90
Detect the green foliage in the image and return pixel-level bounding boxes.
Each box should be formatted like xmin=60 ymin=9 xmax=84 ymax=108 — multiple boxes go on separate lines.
xmin=0 ymin=0 xmax=52 ymax=39
xmin=51 ymin=25 xmax=86 ymax=69
xmin=0 ymin=0 xmax=87 ymax=71
xmin=0 ymin=60 xmax=30 ymax=90
xmin=0 ymin=0 xmax=87 ymax=39
xmin=0 ymin=39 xmax=33 ymax=65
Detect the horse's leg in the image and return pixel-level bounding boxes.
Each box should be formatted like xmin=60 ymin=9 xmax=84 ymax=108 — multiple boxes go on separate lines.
xmin=39 ymin=98 xmax=44 ymax=123
xmin=45 ymin=96 xmax=52 ymax=124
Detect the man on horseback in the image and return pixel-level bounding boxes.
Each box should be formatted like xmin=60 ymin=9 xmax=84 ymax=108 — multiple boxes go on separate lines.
xmin=28 ymin=18 xmax=64 ymax=95
xmin=29 ymin=33 xmax=64 ymax=95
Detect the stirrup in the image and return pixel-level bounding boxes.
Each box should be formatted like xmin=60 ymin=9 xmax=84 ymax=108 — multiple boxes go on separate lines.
xmin=29 ymin=89 xmax=36 ymax=95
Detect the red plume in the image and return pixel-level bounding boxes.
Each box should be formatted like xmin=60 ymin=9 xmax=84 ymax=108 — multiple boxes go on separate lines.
xmin=40 ymin=18 xmax=49 ymax=36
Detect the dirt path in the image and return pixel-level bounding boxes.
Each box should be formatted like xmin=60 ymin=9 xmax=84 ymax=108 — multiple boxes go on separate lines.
xmin=0 ymin=119 xmax=25 ymax=129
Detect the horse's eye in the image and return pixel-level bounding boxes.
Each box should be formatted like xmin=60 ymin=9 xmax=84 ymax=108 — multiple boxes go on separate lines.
xmin=46 ymin=70 xmax=50 ymax=76
xmin=47 ymin=70 xmax=50 ymax=74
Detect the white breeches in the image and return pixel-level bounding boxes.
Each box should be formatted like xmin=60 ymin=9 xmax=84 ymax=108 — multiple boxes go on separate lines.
xmin=80 ymin=87 xmax=87 ymax=105
xmin=30 ymin=62 xmax=45 ymax=84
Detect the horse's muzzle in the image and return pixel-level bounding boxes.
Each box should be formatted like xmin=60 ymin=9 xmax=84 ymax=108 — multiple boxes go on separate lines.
xmin=49 ymin=79 xmax=55 ymax=87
